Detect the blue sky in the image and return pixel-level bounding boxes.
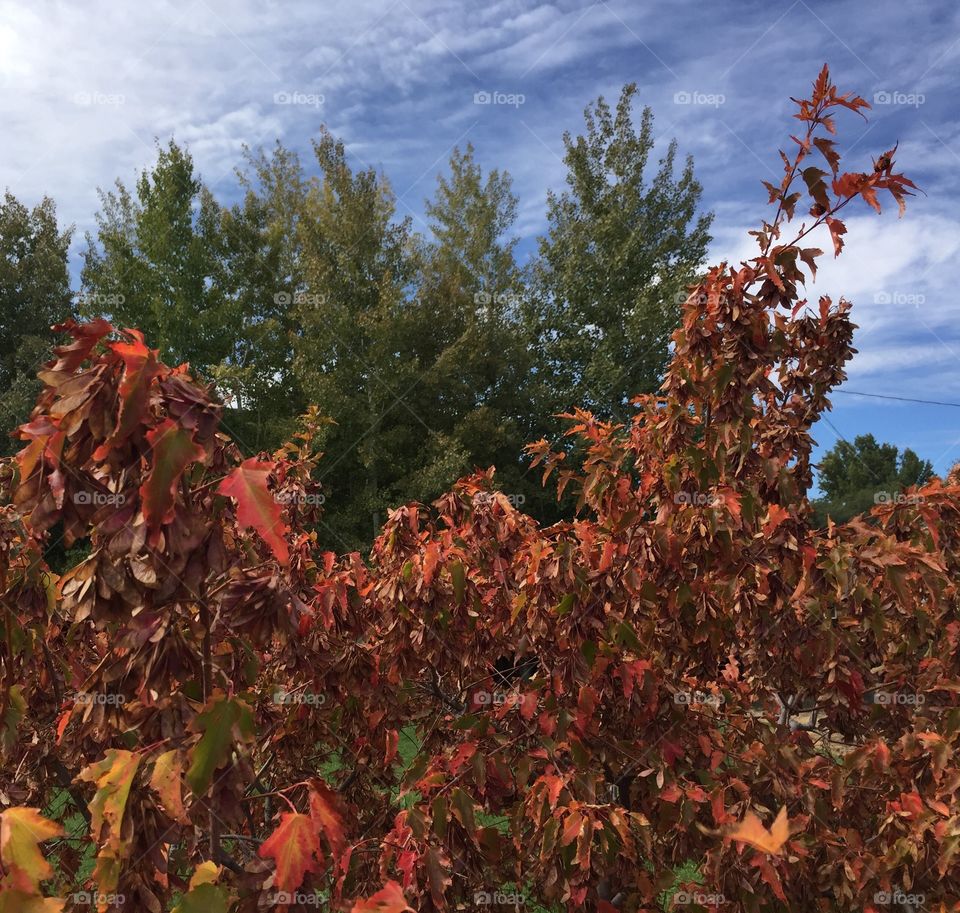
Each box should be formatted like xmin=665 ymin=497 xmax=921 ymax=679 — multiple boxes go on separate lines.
xmin=1 ymin=0 xmax=958 ymax=481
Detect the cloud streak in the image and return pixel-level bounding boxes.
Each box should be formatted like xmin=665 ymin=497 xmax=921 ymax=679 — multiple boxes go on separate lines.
xmin=1 ymin=0 xmax=957 ymax=470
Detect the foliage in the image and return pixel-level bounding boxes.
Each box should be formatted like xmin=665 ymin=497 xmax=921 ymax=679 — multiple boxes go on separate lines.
xmin=211 ymin=142 xmax=310 ymax=453
xmin=80 ymin=141 xmax=231 ymax=371
xmin=813 ymin=432 xmax=934 ymax=525
xmin=527 ymin=82 xmax=713 ymax=423
xmin=2 ymin=68 xmax=959 ymax=913
xmin=0 ymin=192 xmax=72 ymax=457
xmin=289 ymin=127 xmax=424 ymax=549
xmin=79 ymin=93 xmax=711 ymax=548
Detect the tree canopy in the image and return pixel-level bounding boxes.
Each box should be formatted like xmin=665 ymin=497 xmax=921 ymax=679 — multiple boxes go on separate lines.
xmin=3 ymin=66 xmax=956 ymax=912
xmin=528 ymin=83 xmax=713 ymax=423
xmin=78 ymin=89 xmax=712 ymax=549
xmin=813 ymin=432 xmax=933 ymax=524
xmin=0 ymin=192 xmax=72 ymax=456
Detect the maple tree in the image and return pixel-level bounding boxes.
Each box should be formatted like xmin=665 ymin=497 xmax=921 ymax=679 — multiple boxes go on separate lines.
xmin=1 ymin=66 xmax=958 ymax=912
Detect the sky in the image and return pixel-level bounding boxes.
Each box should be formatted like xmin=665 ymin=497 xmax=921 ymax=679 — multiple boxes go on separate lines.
xmin=1 ymin=0 xmax=958 ymax=481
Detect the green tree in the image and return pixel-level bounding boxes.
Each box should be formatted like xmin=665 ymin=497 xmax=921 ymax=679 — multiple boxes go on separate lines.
xmin=528 ymin=83 xmax=712 ymax=424
xmin=80 ymin=141 xmax=232 ymax=371
xmin=293 ymin=139 xmax=544 ymax=549
xmin=81 ymin=140 xmax=306 ymax=453
xmin=0 ymin=192 xmax=72 ymax=455
xmin=292 ymin=129 xmax=422 ymax=549
xmin=413 ymin=144 xmax=540 ymax=513
xmin=209 ymin=143 xmax=309 ymax=451
xmin=813 ymin=433 xmax=933 ymax=525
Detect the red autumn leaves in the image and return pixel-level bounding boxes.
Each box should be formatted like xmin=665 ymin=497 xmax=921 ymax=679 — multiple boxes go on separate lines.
xmin=3 ymin=64 xmax=958 ymax=912
xmin=218 ymin=458 xmax=291 ymax=566
xmin=258 ymin=781 xmax=349 ymax=896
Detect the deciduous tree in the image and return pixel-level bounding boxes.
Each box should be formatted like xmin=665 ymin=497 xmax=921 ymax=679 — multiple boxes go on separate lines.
xmin=528 ymin=83 xmax=713 ymax=424
xmin=813 ymin=432 xmax=933 ymax=524
xmin=0 ymin=192 xmax=72 ymax=456
xmin=2 ymin=68 xmax=957 ymax=913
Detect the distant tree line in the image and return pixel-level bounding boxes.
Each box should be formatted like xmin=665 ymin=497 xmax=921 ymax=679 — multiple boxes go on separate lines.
xmin=812 ymin=433 xmax=933 ymax=525
xmin=1 ymin=85 xmax=713 ymax=549
xmin=5 ymin=85 xmax=925 ymax=548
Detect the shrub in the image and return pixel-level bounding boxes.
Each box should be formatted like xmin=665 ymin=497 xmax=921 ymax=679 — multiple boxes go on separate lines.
xmin=1 ymin=67 xmax=957 ymax=911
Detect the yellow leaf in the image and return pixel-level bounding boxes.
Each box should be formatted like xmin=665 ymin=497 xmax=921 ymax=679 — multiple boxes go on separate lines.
xmin=77 ymin=749 xmax=141 ymax=896
xmin=728 ymin=806 xmax=790 ymax=855
xmin=188 ymin=861 xmax=221 ymax=889
xmin=0 ymin=808 xmax=63 ymax=892
xmin=149 ymin=750 xmax=187 ymax=824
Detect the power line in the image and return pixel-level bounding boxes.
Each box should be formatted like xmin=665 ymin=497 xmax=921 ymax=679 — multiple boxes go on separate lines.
xmin=833 ymin=390 xmax=960 ymax=409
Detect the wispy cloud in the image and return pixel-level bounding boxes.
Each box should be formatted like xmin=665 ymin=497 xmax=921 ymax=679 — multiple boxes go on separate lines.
xmin=1 ymin=0 xmax=957 ymax=470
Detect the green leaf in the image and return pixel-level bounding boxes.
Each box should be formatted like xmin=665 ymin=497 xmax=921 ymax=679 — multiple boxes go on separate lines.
xmin=614 ymin=621 xmax=642 ymax=651
xmin=173 ymin=883 xmax=231 ymax=913
xmin=450 ymin=561 xmax=466 ymax=603
xmin=172 ymin=862 xmax=231 ymax=913
xmin=186 ymin=694 xmax=255 ymax=795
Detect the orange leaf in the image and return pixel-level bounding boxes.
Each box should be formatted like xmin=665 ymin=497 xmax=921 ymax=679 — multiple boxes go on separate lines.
xmin=55 ymin=708 xmax=72 ymax=744
xmin=825 ymin=216 xmax=846 ymax=257
xmin=422 ymin=542 xmax=440 ymax=586
xmin=140 ymin=419 xmax=205 ymax=534
xmin=218 ymin=458 xmax=290 ymax=565
xmin=106 ymin=330 xmax=161 ymax=446
xmin=351 ymin=881 xmax=413 ymax=913
xmin=763 ymin=504 xmax=790 ymax=535
xmin=258 ymin=812 xmax=322 ymax=894
xmin=728 ymin=806 xmax=790 ymax=855
xmin=308 ymin=779 xmax=347 ymax=859
xmin=599 ymin=540 xmax=616 ymax=572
